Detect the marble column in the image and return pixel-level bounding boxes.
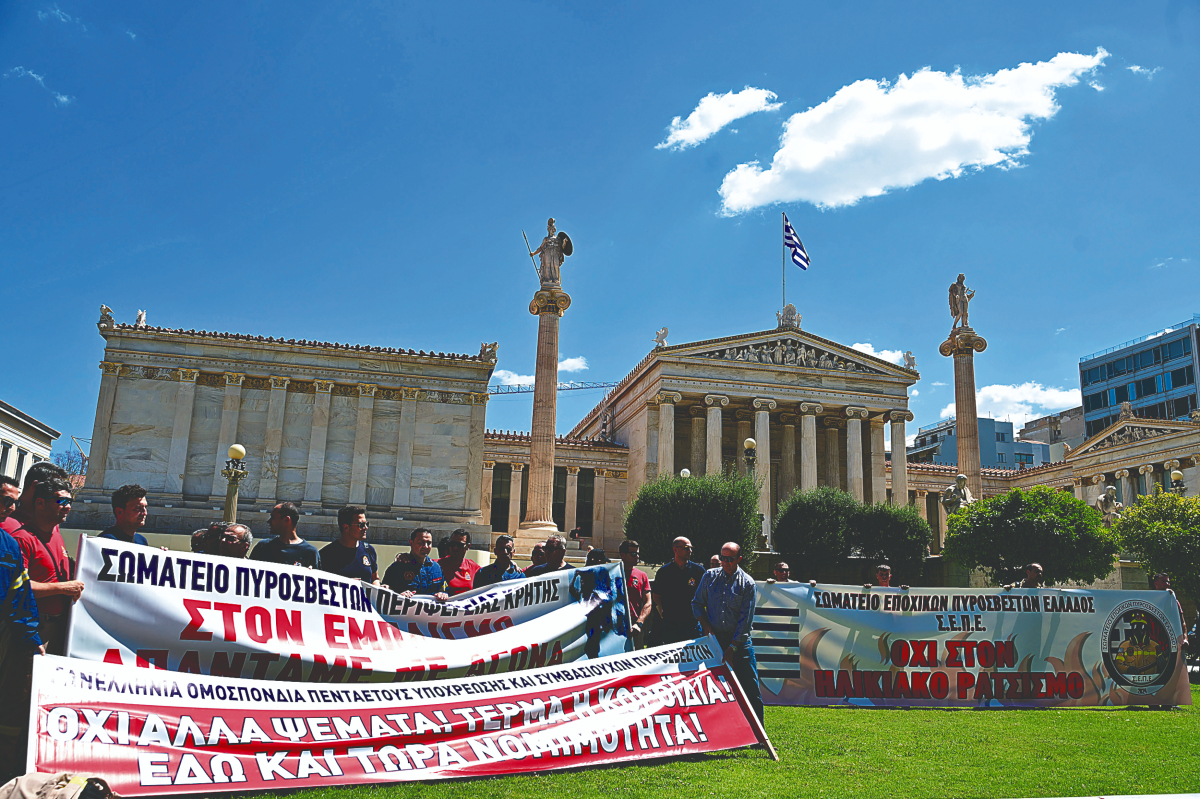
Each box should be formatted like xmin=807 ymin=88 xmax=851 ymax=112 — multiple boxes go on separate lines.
xmin=1114 ymin=468 xmax=1132 ymax=506
xmin=939 ymin=326 xmax=988 ymax=502
xmin=934 ymin=492 xmax=948 ymax=552
xmin=753 ymin=398 xmax=776 ymax=543
xmin=913 ymin=490 xmax=928 ymax=521
xmin=84 ymin=361 xmax=122 ymax=490
xmin=779 ymin=413 xmax=797 ymax=503
xmin=524 ymin=289 xmax=571 ymax=530
xmin=464 ymin=394 xmax=488 ymax=515
xmin=391 ymin=387 xmax=418 ymax=508
xmin=869 ymin=417 xmax=887 ymax=505
xmin=508 ymin=463 xmax=525 ymax=534
xmin=592 ymin=470 xmax=607 ymax=543
xmin=348 ymin=383 xmax=377 ymax=505
xmin=480 ymin=461 xmax=495 ymax=526
xmin=798 ymin=403 xmax=822 ymax=491
xmin=565 ymin=466 xmax=580 ymax=532
xmin=689 ymin=406 xmax=706 ymax=477
xmin=845 ymin=407 xmax=868 ymax=502
xmin=1071 ymin=477 xmax=1084 ymax=502
xmin=1185 ymin=454 xmax=1200 ymax=498
xmin=656 ymin=392 xmax=681 ymax=479
xmin=165 ymin=368 xmax=199 ymax=496
xmin=823 ymin=418 xmax=841 ymax=489
xmin=304 ymin=380 xmax=334 ymax=504
xmin=211 ymin=372 xmax=246 ymax=501
xmin=255 ymin=376 xmax=289 ymax=503
xmin=1138 ymin=464 xmax=1156 ymax=496
xmin=735 ymin=410 xmax=753 ymax=475
xmin=889 ymin=410 xmax=913 ymax=506
xmin=1087 ymin=473 xmax=1106 ymax=505
xmin=705 ymin=395 xmax=728 ymax=476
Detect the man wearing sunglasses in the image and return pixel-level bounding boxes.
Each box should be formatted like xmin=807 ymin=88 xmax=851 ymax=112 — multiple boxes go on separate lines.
xmin=320 ymin=506 xmax=379 ymax=584
xmin=692 ymin=541 xmax=763 ymax=723
xmin=653 ymin=536 xmax=705 ymax=646
xmin=437 ymin=528 xmax=480 ymax=596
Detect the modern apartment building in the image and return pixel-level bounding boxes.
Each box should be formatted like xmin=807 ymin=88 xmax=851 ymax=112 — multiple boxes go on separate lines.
xmin=907 ymin=416 xmax=1051 ymax=469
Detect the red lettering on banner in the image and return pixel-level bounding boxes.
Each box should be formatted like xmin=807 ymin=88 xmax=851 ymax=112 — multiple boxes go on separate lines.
xmin=276 ymin=610 xmax=304 ymax=646
xmin=180 ymin=599 xmax=212 ymax=641
xmin=178 ymin=651 xmax=203 ymax=674
xmin=213 ymin=602 xmax=241 ymax=642
xmin=136 ymin=649 xmax=168 ymax=669
xmin=325 ymin=615 xmax=349 ymax=649
xmin=211 ymin=652 xmax=247 ymax=678
xmin=277 ymin=654 xmax=305 ymax=682
xmin=102 ymin=649 xmax=124 ymax=665
xmin=246 ymin=607 xmax=272 ymax=643
xmin=348 ymin=618 xmax=379 ymax=650
xmin=310 ymin=656 xmax=348 ymax=682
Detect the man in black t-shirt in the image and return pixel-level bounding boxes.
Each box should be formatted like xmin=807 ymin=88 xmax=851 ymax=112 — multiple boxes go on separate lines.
xmin=98 ymin=484 xmax=151 ymax=547
xmin=653 ymin=536 xmax=705 ymax=645
xmin=251 ymin=502 xmax=320 ymax=568
xmin=319 ymin=506 xmax=378 ymax=583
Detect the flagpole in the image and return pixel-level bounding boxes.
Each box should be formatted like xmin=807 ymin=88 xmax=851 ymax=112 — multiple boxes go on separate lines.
xmin=781 ymin=212 xmax=786 ymax=310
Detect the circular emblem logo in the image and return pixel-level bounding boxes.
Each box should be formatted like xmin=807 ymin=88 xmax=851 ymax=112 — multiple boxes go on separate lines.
xmin=1100 ymin=599 xmax=1178 ymax=694
xmin=362 ymin=556 xmax=370 ymax=566
xmin=688 ymin=577 xmax=697 ymax=587
xmin=404 ymin=570 xmax=416 ymax=582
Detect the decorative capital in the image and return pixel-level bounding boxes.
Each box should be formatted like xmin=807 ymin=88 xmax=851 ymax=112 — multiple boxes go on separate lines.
xmin=1071 ymin=477 xmax=1083 ymax=487
xmin=401 ymin=387 xmax=420 ymax=401
xmin=798 ymin=402 xmax=823 ymax=416
xmin=1091 ymin=474 xmax=1107 ymax=484
xmin=889 ymin=410 xmax=915 ymax=424
xmin=612 ymin=471 xmax=627 ymax=479
xmin=269 ymin=376 xmax=290 ymax=390
xmin=1114 ymin=468 xmax=1130 ymax=479
xmin=314 ymin=380 xmax=334 ymax=394
xmin=177 ymin=368 xmax=199 ymax=383
xmin=915 ymin=490 xmax=928 ymax=498
xmin=688 ymin=405 xmax=706 ymax=418
xmin=823 ymin=417 xmax=843 ymax=429
xmin=100 ymin=361 xmax=121 ymax=376
xmin=844 ymin=406 xmax=869 ymax=420
xmin=358 ymin=383 xmax=378 ymax=398
xmin=469 ymin=392 xmax=490 ymax=405
xmin=1192 ymin=453 xmax=1200 ymax=468
xmin=1138 ymin=464 xmax=1155 ymax=475
xmin=483 ymin=460 xmax=496 ymax=470
xmin=734 ymin=408 xmax=753 ymax=422
xmin=566 ymin=465 xmax=580 ymax=475
xmin=939 ymin=328 xmax=988 ymax=358
xmin=753 ymin=398 xmax=777 ymax=412
xmin=779 ymin=413 xmax=797 ymax=426
xmin=655 ymin=391 xmax=682 ymax=405
xmin=511 ymin=462 xmax=525 ymax=472
xmin=529 ymin=288 xmax=572 ymax=317
xmin=1165 ymin=459 xmax=1181 ymax=470
xmin=704 ymin=394 xmax=729 ymax=408
xmin=224 ymin=372 xmax=246 ymax=387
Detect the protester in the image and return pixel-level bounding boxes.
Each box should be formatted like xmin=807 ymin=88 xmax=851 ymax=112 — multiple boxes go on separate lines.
xmin=529 ymin=542 xmax=547 ymax=569
xmin=219 ymin=523 xmax=252 ymax=559
xmin=653 ymin=536 xmax=704 ymax=645
xmin=0 ymin=461 xmax=67 ymax=538
xmin=473 ymin=535 xmax=523 ymax=588
xmin=383 ymin=528 xmax=448 ymax=599
xmin=0 ymin=475 xmax=42 ymax=785
xmin=874 ymin=564 xmax=891 ymax=587
xmin=436 ymin=535 xmax=452 ymax=559
xmin=708 ymin=554 xmax=721 ymax=569
xmin=618 ymin=540 xmax=652 ymax=649
xmin=98 ymin=484 xmax=150 ymax=546
xmin=8 ymin=477 xmax=81 ymax=655
xmin=772 ymin=561 xmax=794 ymax=583
xmin=1152 ymin=573 xmax=1187 ymax=632
xmin=692 ymin=541 xmax=763 ymax=722
xmin=320 ymin=505 xmax=378 ymax=583
xmin=437 ymin=528 xmax=480 ymax=595
xmin=190 ymin=526 xmax=217 ymax=554
xmin=524 ymin=535 xmax=568 ymax=577
xmin=569 ymin=526 xmax=584 ymax=540
xmin=585 ymin=548 xmax=609 ymax=565
xmin=251 ymin=502 xmax=320 ymax=568
xmin=1021 ymin=562 xmax=1043 ymax=588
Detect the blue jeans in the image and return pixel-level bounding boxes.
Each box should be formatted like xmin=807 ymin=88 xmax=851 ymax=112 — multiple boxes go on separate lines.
xmin=716 ymin=634 xmax=764 ymax=723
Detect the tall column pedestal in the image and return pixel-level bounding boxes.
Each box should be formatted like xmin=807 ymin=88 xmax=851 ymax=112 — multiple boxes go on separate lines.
xmin=522 ymin=288 xmax=571 ymax=531
xmin=939 ymin=326 xmax=988 ymax=501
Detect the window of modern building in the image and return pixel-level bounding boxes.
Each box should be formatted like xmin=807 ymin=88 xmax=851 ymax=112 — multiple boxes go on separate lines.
xmin=1169 ymin=394 xmax=1197 ymax=418
xmin=1112 ymin=385 xmax=1128 ymax=404
xmin=995 ymin=432 xmax=1007 ymax=442
xmin=14 ymin=450 xmax=27 ymax=482
xmin=0 ymin=442 xmax=10 ymax=476
xmin=1168 ymin=365 xmax=1195 ymax=390
xmin=1015 ymin=453 xmax=1034 ymax=467
xmin=1135 ymin=376 xmax=1157 ymax=399
xmin=997 ymin=453 xmax=1006 ymax=463
xmin=1084 ymin=391 xmax=1109 ymax=412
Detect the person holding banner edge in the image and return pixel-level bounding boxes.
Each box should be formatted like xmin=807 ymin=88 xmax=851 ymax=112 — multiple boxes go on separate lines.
xmin=473 ymin=534 xmax=523 ymax=588
xmin=692 ymin=541 xmax=764 ymax=723
xmin=383 ymin=528 xmax=449 ymax=600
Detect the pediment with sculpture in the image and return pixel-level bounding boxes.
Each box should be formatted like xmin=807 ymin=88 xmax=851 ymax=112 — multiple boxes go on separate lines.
xmin=680 ymin=333 xmax=887 ymax=375
xmin=1071 ymin=419 xmax=1199 ymax=456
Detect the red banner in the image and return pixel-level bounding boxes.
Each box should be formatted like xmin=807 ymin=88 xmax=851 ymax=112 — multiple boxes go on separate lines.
xmin=29 ymin=640 xmax=766 ymax=795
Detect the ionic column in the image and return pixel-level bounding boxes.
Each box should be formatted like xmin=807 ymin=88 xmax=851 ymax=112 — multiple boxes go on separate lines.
xmin=753 ymin=398 xmax=776 ymax=542
xmin=934 ymin=492 xmax=948 ymax=552
xmin=84 ymin=361 xmax=122 ymax=490
xmin=565 ymin=466 xmax=580 ymax=532
xmin=211 ymin=372 xmax=246 ymax=500
xmin=1185 ymin=454 xmax=1200 ymax=498
xmin=914 ymin=490 xmax=928 ymax=521
xmin=705 ymin=395 xmax=728 ymax=476
xmin=480 ymin=461 xmax=495 ymax=526
xmin=1087 ymin=473 xmax=1106 ymax=505
xmin=823 ymin=418 xmax=842 ymax=489
xmin=523 ymin=288 xmax=571 ymax=530
xmin=656 ymin=392 xmax=681 ymax=479
xmin=1138 ymin=464 xmax=1156 ymax=496
xmin=165 ymin=368 xmax=199 ymax=496
xmin=689 ymin=406 xmax=706 ymax=476
xmin=798 ymin=403 xmax=822 ymax=491
xmin=779 ymin=413 xmax=797 ymax=503
xmin=845 ymin=407 xmax=868 ymax=502
xmin=939 ymin=326 xmax=988 ymax=502
xmin=1114 ymin=468 xmax=1132 ymax=506
xmin=735 ymin=409 xmax=753 ymax=475
xmin=304 ymin=380 xmax=334 ymax=504
xmin=348 ymin=384 xmax=377 ymax=505
xmin=869 ymin=417 xmax=887 ymax=505
xmin=256 ymin=376 xmax=289 ymax=502
xmin=392 ymin=387 xmax=418 ymax=508
xmin=1071 ymin=477 xmax=1084 ymax=502
xmin=508 ymin=463 xmax=525 ymax=534
xmin=592 ymin=469 xmax=607 ymax=544
xmin=889 ymin=410 xmax=913 ymax=506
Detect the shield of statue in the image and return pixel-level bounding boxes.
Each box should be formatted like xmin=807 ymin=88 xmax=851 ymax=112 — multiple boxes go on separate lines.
xmin=557 ymin=231 xmax=573 ymax=256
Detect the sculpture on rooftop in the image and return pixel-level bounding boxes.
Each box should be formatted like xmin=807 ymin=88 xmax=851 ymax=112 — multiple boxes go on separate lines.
xmin=527 ymin=217 xmax=573 ymax=288
xmin=948 ymin=273 xmax=975 ymax=331
xmin=98 ymin=304 xmax=115 ymax=330
xmin=653 ymin=327 xmax=669 ymax=349
xmin=776 ymin=303 xmax=801 ymax=330
xmin=904 ymin=350 xmax=917 ymax=370
xmin=479 ymin=341 xmax=498 ymax=363
xmin=134 ymin=310 xmax=147 ymax=328
xmin=1119 ymin=401 xmax=1135 ymax=421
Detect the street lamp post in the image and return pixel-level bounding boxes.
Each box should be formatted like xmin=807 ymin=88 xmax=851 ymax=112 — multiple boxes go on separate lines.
xmin=1170 ymin=469 xmax=1187 ymax=496
xmin=221 ymin=444 xmax=248 ymax=524
xmin=679 ymin=468 xmax=691 ymax=478
xmin=744 ymin=437 xmax=766 ymax=548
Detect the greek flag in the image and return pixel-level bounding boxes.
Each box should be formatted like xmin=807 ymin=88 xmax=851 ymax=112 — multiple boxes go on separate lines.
xmin=783 ymin=213 xmax=810 ymax=270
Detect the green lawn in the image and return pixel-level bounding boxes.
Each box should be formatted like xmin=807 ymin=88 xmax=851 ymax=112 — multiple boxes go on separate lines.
xmin=254 ymin=686 xmax=1200 ymax=799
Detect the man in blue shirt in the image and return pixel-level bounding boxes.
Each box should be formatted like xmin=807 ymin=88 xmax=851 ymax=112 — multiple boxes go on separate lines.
xmin=98 ymin=484 xmax=150 ymax=546
xmin=654 ymin=536 xmax=705 ymax=645
xmin=692 ymin=541 xmax=763 ymax=723
xmin=319 ymin=506 xmax=378 ymax=583
xmin=383 ymin=528 xmax=448 ymax=599
xmin=252 ymin=502 xmax=320 ymax=568
xmin=0 ymin=475 xmax=42 ymax=783
xmin=473 ymin=535 xmax=524 ymax=588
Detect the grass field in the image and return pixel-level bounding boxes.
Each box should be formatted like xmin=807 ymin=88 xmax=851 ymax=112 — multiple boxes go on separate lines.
xmin=255 ymin=685 xmax=1200 ymax=799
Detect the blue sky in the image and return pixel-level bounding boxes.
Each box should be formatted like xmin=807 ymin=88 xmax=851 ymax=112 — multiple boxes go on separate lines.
xmin=4 ymin=1 xmax=1199 ymax=453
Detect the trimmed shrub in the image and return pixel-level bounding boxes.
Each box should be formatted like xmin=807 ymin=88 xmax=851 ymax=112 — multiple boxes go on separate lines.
xmin=1115 ymin=490 xmax=1200 ymax=603
xmin=849 ymin=502 xmax=933 ymax=584
xmin=623 ymin=471 xmax=759 ymax=565
xmin=772 ymin=487 xmax=855 ymax=581
xmin=943 ymin=486 xmax=1119 ymax=586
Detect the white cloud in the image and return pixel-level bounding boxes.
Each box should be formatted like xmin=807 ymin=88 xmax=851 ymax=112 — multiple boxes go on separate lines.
xmin=1127 ymin=65 xmax=1161 ymax=79
xmin=1055 ymin=327 xmax=1066 ymax=334
xmin=492 ymin=369 xmax=533 ymax=385
xmin=126 ymin=30 xmax=136 ymax=40
xmin=557 ymin=356 xmax=589 ymax=373
xmin=719 ymin=48 xmax=1108 ymax=212
xmin=850 ymin=342 xmax=904 ymax=365
xmin=1088 ymin=80 xmax=1105 ymax=92
xmin=4 ymin=66 xmax=74 ymax=106
xmin=932 ymin=381 xmax=947 ymax=387
xmin=911 ymin=389 xmax=920 ymax=397
xmin=37 ymin=4 xmax=86 ymax=31
xmin=938 ymin=382 xmax=1081 ymax=429
xmin=656 ymin=87 xmax=782 ymax=151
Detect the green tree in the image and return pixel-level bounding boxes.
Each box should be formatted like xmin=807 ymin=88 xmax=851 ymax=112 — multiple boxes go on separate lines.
xmin=943 ymin=486 xmax=1119 ymax=586
xmin=772 ymin=487 xmax=855 ymax=581
xmin=1114 ymin=490 xmax=1200 ymax=602
xmin=850 ymin=502 xmax=933 ymax=584
xmin=623 ymin=471 xmax=759 ymax=565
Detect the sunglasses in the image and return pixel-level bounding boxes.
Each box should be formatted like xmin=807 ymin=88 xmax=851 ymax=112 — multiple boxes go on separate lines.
xmin=221 ymin=534 xmax=247 ymax=544
xmin=451 ymin=540 xmax=470 ymax=549
xmin=0 ymin=496 xmax=16 ymax=509
xmin=54 ymin=497 xmax=73 ymax=507
xmin=719 ymin=555 xmax=738 ymax=563
xmin=674 ymin=544 xmax=693 ymax=550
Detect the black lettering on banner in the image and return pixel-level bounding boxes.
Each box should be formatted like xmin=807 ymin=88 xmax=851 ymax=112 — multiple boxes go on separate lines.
xmin=98 ymin=549 xmax=117 ymax=582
